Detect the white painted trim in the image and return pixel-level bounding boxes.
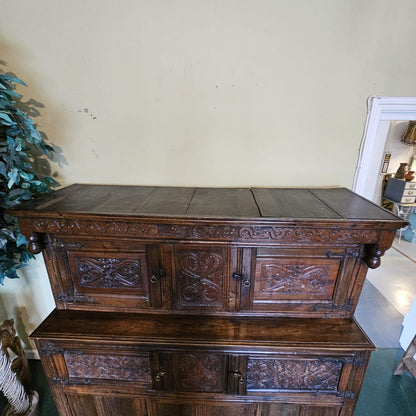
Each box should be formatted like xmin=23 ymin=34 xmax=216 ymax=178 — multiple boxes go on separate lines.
xmin=353 ymin=96 xmax=416 ymax=200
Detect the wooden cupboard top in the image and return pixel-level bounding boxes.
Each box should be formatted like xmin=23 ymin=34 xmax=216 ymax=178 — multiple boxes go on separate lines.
xmin=9 ymin=184 xmax=405 ymax=223
xmin=31 ymin=309 xmax=374 ymax=352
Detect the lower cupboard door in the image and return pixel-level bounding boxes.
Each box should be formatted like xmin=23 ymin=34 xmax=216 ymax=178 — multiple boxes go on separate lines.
xmin=65 ymin=394 xmax=147 ymax=416
xmin=246 ymin=355 xmax=344 ymax=394
xmin=63 ymin=394 xmax=341 ymax=416
xmin=147 ymin=402 xmax=298 ymax=416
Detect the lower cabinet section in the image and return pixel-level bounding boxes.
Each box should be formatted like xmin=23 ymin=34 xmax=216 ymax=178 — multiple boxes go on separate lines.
xmin=39 ymin=343 xmax=368 ymax=415
xmin=31 ymin=310 xmax=374 ymax=416
xmin=39 ymin=341 xmax=363 ymax=397
xmin=55 ymin=393 xmax=343 ymax=416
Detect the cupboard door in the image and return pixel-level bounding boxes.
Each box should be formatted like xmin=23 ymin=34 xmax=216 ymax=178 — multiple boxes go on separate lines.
xmin=170 ymin=245 xmax=232 ymax=311
xmin=152 ymin=351 xmax=241 ymax=394
xmin=66 ymin=394 xmax=148 ymax=416
xmin=47 ymin=237 xmax=163 ymax=311
xmin=245 ymin=354 xmax=349 ymax=397
xmin=238 ymin=247 xmax=359 ymax=316
xmin=63 ymin=350 xmax=152 ymax=386
xmin=170 ymin=352 xmax=228 ymax=393
xmin=146 ymin=401 xmax=300 ymax=416
xmin=301 ymin=406 xmax=341 ymax=416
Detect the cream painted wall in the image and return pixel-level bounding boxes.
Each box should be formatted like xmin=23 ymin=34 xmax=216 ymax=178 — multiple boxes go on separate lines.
xmin=2 ymin=0 xmax=416 ymax=353
xmin=0 ymin=255 xmax=54 ymax=358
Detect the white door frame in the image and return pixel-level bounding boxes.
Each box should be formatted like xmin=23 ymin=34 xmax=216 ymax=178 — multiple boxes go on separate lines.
xmin=354 ymin=97 xmax=416 ymax=351
xmin=353 ymin=96 xmax=416 ymax=200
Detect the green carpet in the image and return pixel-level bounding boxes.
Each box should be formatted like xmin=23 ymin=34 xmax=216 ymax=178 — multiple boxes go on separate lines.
xmin=355 ymin=348 xmax=416 ymax=416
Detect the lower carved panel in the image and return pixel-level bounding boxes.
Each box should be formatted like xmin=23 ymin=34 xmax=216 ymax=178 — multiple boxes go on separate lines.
xmin=64 ymin=352 xmax=152 ymax=384
xmin=171 ymin=352 xmax=226 ymax=392
xmin=246 ymin=357 xmax=343 ymax=392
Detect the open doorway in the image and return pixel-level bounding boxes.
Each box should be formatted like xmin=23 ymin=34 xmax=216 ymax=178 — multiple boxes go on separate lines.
xmin=353 ymin=96 xmax=416 ymax=350
xmin=353 ymin=96 xmax=416 ymax=203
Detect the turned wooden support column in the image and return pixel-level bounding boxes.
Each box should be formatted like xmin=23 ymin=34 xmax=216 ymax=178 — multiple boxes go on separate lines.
xmin=364 ymin=229 xmax=397 ymax=269
xmin=28 ymin=232 xmax=44 ymax=254
xmin=364 ymin=244 xmax=384 ymax=269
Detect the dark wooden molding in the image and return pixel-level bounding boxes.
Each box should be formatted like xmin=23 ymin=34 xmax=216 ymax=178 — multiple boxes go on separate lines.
xmin=28 ymin=218 xmax=384 ymax=246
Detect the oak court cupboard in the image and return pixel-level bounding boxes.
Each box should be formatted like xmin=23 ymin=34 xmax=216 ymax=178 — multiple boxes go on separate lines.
xmin=9 ymin=184 xmax=407 ymax=416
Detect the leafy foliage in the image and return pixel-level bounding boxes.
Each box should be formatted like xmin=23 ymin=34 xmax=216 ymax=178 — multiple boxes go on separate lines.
xmin=0 ymin=72 xmax=56 ymax=284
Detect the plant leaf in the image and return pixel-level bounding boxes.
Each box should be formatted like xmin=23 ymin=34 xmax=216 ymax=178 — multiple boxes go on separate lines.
xmin=0 ymin=72 xmax=58 ymax=284
xmin=1 ymin=75 xmax=26 ymax=86
xmin=0 ymin=161 xmax=7 ymax=178
xmin=0 ymin=236 xmax=7 ymax=250
xmin=0 ymin=228 xmax=16 ymax=241
xmin=0 ymin=112 xmax=15 ymax=125
xmin=7 ymin=168 xmax=19 ymax=188
xmin=16 ymin=234 xmax=28 ymax=247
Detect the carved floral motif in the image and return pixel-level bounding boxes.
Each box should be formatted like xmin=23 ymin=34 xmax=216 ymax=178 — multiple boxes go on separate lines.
xmin=75 ymin=257 xmax=143 ymax=289
xmin=258 ymin=263 xmax=332 ymax=296
xmin=246 ymin=358 xmax=342 ymax=391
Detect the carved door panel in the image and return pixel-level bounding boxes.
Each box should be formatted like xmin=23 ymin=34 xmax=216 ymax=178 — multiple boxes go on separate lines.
xmin=237 ymin=247 xmax=360 ymax=316
xmin=244 ymin=353 xmax=353 ymax=399
xmin=152 ymin=352 xmax=246 ymax=395
xmin=170 ymin=244 xmax=234 ymax=312
xmin=47 ymin=236 xmax=163 ymax=311
xmin=167 ymin=352 xmax=229 ymax=393
xmin=37 ymin=340 xmax=154 ymax=390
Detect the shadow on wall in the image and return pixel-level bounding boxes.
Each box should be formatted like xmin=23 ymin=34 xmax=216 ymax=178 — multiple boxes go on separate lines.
xmin=12 ymin=307 xmax=34 ymax=351
xmin=0 ymin=303 xmax=34 ymax=353
xmin=0 ymin=298 xmax=7 ymax=322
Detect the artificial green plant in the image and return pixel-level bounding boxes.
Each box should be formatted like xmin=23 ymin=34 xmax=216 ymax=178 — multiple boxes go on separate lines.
xmin=0 ymin=72 xmax=56 ymax=284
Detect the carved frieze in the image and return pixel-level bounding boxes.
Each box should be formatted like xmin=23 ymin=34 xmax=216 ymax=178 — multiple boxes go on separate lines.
xmin=246 ymin=358 xmax=342 ymax=391
xmin=31 ymin=218 xmax=379 ymax=245
xmin=238 ymin=227 xmax=378 ymax=244
xmin=32 ymin=219 xmax=158 ymax=237
xmin=64 ymin=352 xmax=152 ymax=383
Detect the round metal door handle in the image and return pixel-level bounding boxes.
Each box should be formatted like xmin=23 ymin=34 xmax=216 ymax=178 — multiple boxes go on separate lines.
xmin=150 ymin=275 xmax=158 ymax=284
xmin=243 ymin=279 xmax=250 ymax=287
xmin=154 ymin=370 xmax=166 ymax=382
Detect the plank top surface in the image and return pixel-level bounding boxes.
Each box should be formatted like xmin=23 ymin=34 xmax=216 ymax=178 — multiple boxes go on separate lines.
xmin=10 ymin=183 xmax=404 ymax=222
xmin=31 ymin=309 xmax=374 ymax=350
